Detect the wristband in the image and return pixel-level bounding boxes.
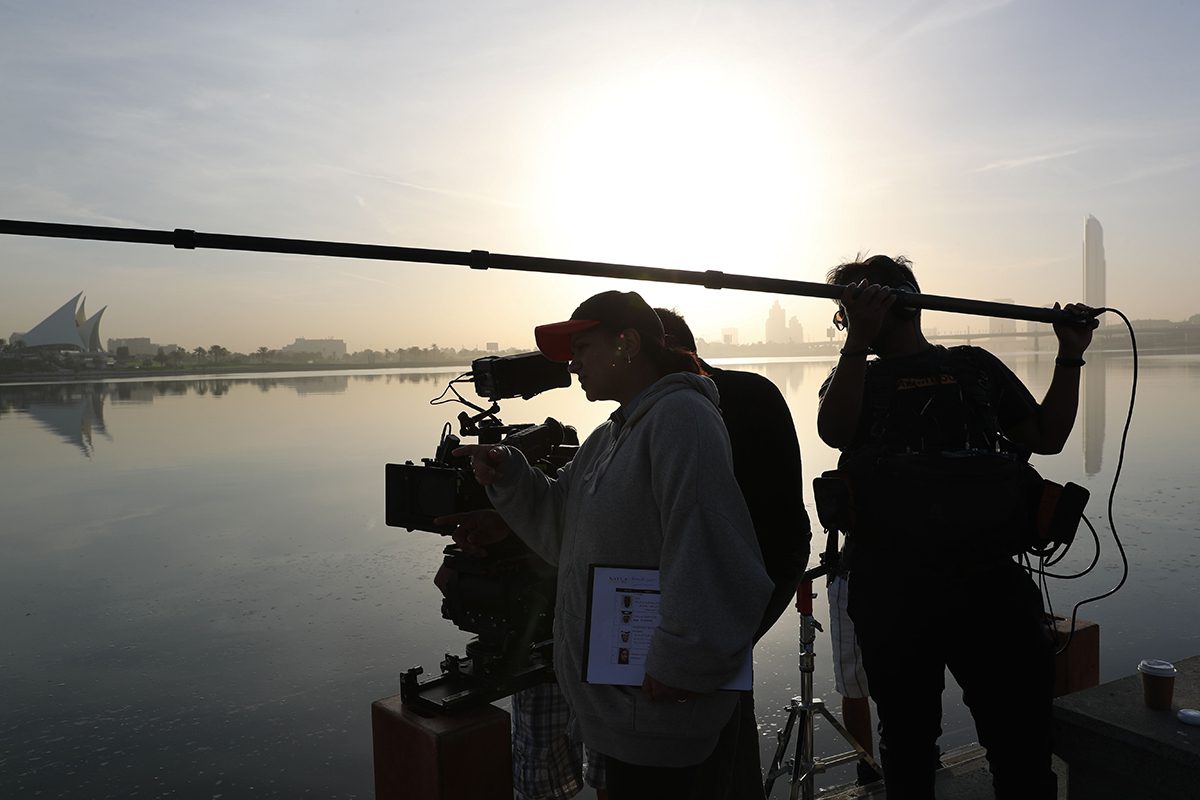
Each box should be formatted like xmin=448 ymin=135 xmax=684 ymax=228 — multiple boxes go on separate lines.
xmin=840 ymin=347 xmax=870 ymax=358
xmin=1055 ymin=356 xmax=1085 ymax=368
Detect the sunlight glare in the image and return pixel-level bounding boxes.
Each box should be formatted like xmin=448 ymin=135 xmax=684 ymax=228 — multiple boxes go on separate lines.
xmin=537 ymin=65 xmax=821 ymax=276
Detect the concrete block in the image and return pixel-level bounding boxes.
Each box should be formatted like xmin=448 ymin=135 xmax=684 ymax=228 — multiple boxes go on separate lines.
xmin=1050 ymin=615 xmax=1100 ymax=697
xmin=372 ymin=696 xmax=512 ymax=800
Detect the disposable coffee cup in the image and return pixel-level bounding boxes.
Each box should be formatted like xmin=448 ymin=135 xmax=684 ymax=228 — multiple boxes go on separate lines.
xmin=1137 ymin=659 xmax=1177 ymax=710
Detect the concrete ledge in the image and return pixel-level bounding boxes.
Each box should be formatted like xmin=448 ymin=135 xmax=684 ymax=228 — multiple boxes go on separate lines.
xmin=815 ymin=745 xmax=1069 ymax=799
xmin=1053 ymin=654 xmax=1200 ymax=799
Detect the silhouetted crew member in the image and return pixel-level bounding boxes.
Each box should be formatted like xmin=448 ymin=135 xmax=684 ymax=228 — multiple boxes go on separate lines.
xmin=656 ymin=307 xmax=812 ymax=799
xmin=816 ymin=254 xmax=1095 ymax=800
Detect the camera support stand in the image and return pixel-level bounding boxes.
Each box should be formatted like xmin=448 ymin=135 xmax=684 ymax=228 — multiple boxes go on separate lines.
xmin=763 ymin=575 xmax=882 ymax=799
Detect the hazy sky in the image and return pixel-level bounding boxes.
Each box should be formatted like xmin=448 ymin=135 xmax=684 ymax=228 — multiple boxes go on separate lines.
xmin=2 ymin=0 xmax=1197 ymax=352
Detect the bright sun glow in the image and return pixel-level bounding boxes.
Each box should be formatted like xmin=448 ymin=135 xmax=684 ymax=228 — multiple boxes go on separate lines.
xmin=537 ymin=63 xmax=825 ymax=275
xmin=536 ymin=64 xmax=822 ymax=275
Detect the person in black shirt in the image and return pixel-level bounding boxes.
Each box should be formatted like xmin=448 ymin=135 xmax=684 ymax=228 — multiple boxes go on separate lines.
xmin=656 ymin=307 xmax=811 ymax=800
xmin=816 ymin=255 xmax=1095 ymax=800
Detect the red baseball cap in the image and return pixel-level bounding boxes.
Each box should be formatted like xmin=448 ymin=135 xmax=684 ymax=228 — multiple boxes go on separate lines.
xmin=534 ymin=290 xmax=665 ymax=362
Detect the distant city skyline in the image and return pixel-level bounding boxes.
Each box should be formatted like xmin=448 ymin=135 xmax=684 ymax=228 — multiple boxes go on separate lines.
xmin=10 ymin=242 xmax=1200 ymax=357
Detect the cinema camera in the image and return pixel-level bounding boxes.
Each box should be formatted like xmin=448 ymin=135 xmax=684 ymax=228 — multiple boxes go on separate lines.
xmin=385 ymin=352 xmax=578 ymax=715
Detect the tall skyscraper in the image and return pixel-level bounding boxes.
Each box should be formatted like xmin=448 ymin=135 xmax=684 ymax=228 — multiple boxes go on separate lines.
xmin=1083 ymin=215 xmax=1106 ymax=312
xmin=787 ymin=315 xmax=804 ymax=344
xmin=765 ymin=300 xmax=788 ymax=343
xmin=1082 ymin=216 xmax=1107 ymax=473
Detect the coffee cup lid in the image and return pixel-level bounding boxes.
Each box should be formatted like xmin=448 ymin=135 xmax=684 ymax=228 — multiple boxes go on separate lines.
xmin=1138 ymin=659 xmax=1178 ymax=677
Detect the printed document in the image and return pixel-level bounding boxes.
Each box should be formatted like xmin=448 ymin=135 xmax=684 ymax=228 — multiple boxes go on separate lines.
xmin=582 ymin=565 xmax=752 ymax=689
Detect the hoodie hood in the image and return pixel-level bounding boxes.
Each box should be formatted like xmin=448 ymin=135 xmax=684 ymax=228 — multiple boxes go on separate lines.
xmin=624 ymin=372 xmax=720 ymax=429
xmin=584 ymin=372 xmax=721 ymax=493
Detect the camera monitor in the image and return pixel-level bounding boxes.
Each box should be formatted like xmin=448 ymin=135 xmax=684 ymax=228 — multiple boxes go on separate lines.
xmin=472 ymin=352 xmax=570 ymax=401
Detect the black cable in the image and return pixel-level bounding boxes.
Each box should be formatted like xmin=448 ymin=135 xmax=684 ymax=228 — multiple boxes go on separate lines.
xmin=428 ymin=371 xmax=472 ymax=404
xmin=1036 ymin=308 xmax=1136 ymax=656
xmin=1059 ymin=310 xmax=1135 ymax=604
xmin=1035 ymin=515 xmax=1102 ymax=580
xmin=430 ymin=372 xmax=489 ymax=414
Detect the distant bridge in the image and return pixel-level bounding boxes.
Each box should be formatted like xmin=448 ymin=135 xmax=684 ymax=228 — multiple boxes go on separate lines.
xmin=928 ymin=323 xmax=1198 ymax=350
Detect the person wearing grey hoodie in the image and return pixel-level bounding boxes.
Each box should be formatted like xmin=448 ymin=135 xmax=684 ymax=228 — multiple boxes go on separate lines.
xmin=452 ymin=290 xmax=773 ymax=799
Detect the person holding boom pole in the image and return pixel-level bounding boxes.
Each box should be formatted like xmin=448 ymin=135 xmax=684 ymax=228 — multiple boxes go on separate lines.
xmin=816 ymin=254 xmax=1096 ymax=799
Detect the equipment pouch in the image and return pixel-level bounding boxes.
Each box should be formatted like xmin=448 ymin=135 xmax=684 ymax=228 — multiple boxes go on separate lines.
xmin=841 ymin=452 xmax=1088 ymax=563
xmin=812 ymin=470 xmax=856 ymax=533
xmin=1031 ymin=479 xmax=1089 ymax=556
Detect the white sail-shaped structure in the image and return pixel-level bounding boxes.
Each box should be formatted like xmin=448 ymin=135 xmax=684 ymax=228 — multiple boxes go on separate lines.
xmin=78 ymin=307 xmax=107 ymax=352
xmin=10 ymin=293 xmax=106 ymax=352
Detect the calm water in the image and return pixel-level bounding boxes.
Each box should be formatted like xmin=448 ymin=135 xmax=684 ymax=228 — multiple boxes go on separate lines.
xmin=2 ymin=353 xmax=1197 ymax=798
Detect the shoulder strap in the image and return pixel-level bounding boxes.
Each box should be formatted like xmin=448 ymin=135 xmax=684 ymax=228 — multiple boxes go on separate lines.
xmin=943 ymin=346 xmax=1002 ymax=451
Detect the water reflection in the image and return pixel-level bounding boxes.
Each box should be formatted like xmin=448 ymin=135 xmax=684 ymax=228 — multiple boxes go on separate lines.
xmin=756 ymin=360 xmax=811 ymax=394
xmin=0 ymin=383 xmax=111 ymax=457
xmin=0 ymin=370 xmax=461 ymax=457
xmin=1083 ymin=352 xmax=1107 ymax=475
xmin=0 ymin=356 xmax=1197 ymax=799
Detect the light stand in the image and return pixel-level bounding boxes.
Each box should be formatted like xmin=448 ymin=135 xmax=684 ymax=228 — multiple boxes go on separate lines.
xmin=763 ymin=566 xmax=882 ymax=799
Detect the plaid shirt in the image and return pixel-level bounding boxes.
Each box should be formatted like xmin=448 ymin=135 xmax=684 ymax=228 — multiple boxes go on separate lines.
xmin=511 ymin=682 xmax=606 ymax=799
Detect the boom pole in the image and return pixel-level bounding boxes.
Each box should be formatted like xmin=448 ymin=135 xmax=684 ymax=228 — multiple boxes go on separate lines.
xmin=0 ymin=218 xmax=1089 ymax=325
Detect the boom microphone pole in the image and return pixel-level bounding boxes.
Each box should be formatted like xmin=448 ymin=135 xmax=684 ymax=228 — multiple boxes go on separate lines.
xmin=0 ymin=218 xmax=1096 ymax=325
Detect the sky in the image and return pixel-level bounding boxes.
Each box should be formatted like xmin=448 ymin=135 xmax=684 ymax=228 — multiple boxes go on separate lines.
xmin=1 ymin=0 xmax=1198 ymax=353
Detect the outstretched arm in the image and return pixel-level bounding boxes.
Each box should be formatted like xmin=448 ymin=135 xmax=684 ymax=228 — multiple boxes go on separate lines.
xmin=1005 ymin=303 xmax=1098 ymax=455
xmin=453 ymin=443 xmax=573 ymax=565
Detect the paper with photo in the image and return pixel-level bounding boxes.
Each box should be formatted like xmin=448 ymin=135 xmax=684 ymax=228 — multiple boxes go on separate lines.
xmin=583 ymin=565 xmax=752 ymax=690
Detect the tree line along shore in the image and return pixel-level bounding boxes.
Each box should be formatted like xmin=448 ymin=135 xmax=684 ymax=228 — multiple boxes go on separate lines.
xmin=2 ymin=320 xmax=1197 ymax=384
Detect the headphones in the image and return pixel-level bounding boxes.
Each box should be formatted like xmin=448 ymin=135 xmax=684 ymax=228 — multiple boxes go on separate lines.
xmin=832 ymin=280 xmax=920 ymax=330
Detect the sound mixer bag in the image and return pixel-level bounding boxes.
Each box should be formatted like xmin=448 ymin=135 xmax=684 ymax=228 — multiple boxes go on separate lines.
xmin=814 ymin=453 xmax=1088 ymax=568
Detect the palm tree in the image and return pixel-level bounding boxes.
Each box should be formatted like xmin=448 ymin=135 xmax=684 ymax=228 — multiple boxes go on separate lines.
xmin=256 ymin=346 xmax=270 ymax=364
xmin=193 ymin=346 xmax=207 ymax=362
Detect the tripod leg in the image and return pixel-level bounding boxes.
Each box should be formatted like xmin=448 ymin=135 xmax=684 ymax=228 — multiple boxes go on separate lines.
xmin=815 ymin=705 xmax=883 ymax=776
xmin=764 ymin=702 xmax=799 ymax=796
xmin=789 ymin=707 xmax=812 ymax=800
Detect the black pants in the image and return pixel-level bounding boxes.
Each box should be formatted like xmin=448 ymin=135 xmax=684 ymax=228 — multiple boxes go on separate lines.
xmin=848 ymin=560 xmax=1057 ymax=800
xmin=604 ymin=697 xmax=751 ymax=800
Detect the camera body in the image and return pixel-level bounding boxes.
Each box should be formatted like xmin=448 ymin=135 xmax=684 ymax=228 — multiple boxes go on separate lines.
xmin=385 ymin=351 xmax=578 ymax=714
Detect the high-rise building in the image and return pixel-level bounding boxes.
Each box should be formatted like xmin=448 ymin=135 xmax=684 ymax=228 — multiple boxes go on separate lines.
xmin=1082 ymin=216 xmax=1108 ymax=471
xmin=765 ymin=300 xmax=787 ymax=343
xmin=787 ymin=315 xmax=804 ymax=344
xmin=1083 ymin=215 xmax=1106 ymax=312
